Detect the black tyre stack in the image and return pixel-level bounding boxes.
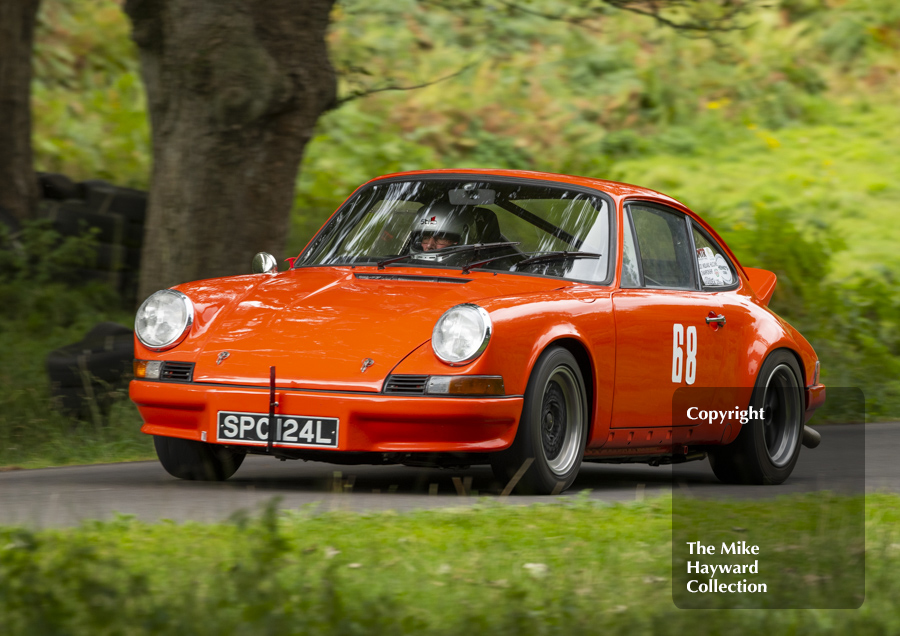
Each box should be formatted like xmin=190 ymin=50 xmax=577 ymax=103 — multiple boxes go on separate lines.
xmin=38 ymin=173 xmax=146 ymax=305
xmin=46 ymin=322 xmax=135 ymax=423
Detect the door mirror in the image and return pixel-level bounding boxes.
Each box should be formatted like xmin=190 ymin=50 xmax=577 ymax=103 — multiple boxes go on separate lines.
xmin=251 ymin=252 xmax=277 ymax=274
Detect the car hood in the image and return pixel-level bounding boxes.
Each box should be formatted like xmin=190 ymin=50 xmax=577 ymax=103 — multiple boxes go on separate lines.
xmin=181 ymin=267 xmax=569 ymax=392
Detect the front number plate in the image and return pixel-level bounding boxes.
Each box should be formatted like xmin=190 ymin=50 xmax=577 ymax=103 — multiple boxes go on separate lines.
xmin=217 ymin=411 xmax=339 ymax=448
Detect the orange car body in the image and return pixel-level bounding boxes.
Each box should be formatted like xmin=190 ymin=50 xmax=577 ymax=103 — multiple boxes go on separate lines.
xmin=131 ymin=169 xmax=824 ymax=468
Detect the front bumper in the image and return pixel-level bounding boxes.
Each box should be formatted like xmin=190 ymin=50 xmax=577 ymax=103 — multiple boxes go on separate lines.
xmin=130 ymin=380 xmax=523 ymax=453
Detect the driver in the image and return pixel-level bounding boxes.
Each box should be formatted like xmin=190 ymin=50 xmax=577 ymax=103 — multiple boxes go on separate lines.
xmin=421 ymin=232 xmax=457 ymax=252
xmin=410 ymin=202 xmax=476 ymax=253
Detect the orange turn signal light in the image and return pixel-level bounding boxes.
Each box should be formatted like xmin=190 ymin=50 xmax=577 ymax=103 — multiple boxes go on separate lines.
xmin=133 ymin=360 xmax=162 ymax=379
xmin=426 ymin=375 xmax=504 ymax=396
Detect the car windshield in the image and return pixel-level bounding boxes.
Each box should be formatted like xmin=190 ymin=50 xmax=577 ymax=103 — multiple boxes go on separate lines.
xmin=296 ymin=178 xmax=613 ymax=283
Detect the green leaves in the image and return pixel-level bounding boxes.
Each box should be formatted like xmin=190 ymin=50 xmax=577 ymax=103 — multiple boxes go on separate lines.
xmin=33 ymin=0 xmax=149 ymax=188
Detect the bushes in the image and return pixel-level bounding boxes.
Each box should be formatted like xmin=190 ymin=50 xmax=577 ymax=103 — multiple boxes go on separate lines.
xmin=0 ymin=220 xmax=150 ymax=468
xmin=0 ymin=496 xmax=898 ymax=635
xmin=0 ymin=219 xmax=118 ymax=327
xmin=707 ymin=204 xmax=900 ymax=418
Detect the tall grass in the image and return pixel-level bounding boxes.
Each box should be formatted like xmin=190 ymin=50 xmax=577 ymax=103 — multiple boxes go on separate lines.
xmin=0 ymin=494 xmax=896 ymax=634
xmin=0 ymin=223 xmax=151 ymax=468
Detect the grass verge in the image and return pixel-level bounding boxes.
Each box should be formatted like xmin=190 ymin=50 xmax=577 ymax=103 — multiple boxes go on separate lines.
xmin=0 ymin=283 xmax=153 ymax=469
xmin=1 ymin=493 xmax=897 ymax=634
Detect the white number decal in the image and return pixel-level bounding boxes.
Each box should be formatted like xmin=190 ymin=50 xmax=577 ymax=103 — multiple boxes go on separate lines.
xmin=672 ymin=323 xmax=697 ymax=385
xmin=685 ymin=326 xmax=697 ymax=385
xmin=672 ymin=323 xmax=684 ymax=383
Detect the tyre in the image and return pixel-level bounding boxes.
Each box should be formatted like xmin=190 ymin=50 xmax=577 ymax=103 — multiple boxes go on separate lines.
xmin=491 ymin=346 xmax=588 ymax=494
xmin=47 ymin=321 xmax=136 ymax=421
xmin=46 ymin=201 xmax=125 ymax=244
xmin=49 ymin=385 xmax=114 ymax=421
xmin=154 ymin=436 xmax=245 ymax=481
xmin=80 ymin=180 xmax=147 ymax=222
xmin=122 ymin=222 xmax=145 ymax=250
xmin=46 ymin=322 xmax=134 ymax=388
xmin=37 ymin=172 xmax=79 ymax=201
xmin=46 ymin=346 xmax=133 ymax=387
xmin=709 ymin=350 xmax=804 ymax=485
xmin=82 ymin=321 xmax=134 ymax=342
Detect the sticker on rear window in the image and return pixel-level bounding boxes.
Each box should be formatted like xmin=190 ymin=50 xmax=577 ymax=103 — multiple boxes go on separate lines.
xmin=715 ymin=253 xmax=733 ymax=285
xmin=697 ymin=247 xmax=730 ymax=286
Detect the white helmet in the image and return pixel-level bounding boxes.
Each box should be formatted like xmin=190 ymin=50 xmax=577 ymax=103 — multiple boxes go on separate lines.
xmin=409 ymin=202 xmax=500 ymax=256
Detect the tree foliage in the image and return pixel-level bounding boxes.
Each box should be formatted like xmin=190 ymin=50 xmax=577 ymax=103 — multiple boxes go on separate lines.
xmin=15 ymin=0 xmax=900 ymax=419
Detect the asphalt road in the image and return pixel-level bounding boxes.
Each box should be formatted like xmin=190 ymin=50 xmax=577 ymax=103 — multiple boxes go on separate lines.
xmin=0 ymin=423 xmax=893 ymax=528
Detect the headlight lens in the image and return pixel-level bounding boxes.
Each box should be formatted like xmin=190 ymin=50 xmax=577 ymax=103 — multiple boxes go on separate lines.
xmin=135 ymin=290 xmax=194 ymax=351
xmin=432 ymin=304 xmax=491 ymax=365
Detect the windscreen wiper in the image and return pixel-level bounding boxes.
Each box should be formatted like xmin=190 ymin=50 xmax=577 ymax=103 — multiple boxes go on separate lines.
xmin=513 ymin=251 xmax=602 ymax=269
xmin=376 ymin=242 xmax=520 ymax=270
xmin=461 ymin=252 xmax=524 ymax=274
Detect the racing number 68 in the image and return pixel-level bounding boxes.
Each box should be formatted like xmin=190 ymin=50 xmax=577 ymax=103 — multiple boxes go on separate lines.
xmin=672 ymin=323 xmax=697 ymax=384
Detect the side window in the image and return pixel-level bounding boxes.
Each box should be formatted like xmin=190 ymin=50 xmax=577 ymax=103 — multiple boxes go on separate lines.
xmin=620 ymin=209 xmax=641 ymax=288
xmin=629 ymin=204 xmax=695 ymax=289
xmin=692 ymin=224 xmax=737 ymax=288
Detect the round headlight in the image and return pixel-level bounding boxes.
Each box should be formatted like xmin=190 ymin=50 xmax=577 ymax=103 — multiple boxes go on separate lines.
xmin=135 ymin=290 xmax=194 ymax=351
xmin=432 ymin=304 xmax=491 ymax=365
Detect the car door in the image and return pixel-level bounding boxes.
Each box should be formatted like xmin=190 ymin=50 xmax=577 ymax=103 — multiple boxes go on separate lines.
xmin=611 ymin=202 xmax=729 ymax=428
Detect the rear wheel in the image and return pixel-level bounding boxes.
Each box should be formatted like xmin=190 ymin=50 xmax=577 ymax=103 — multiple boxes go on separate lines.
xmin=491 ymin=347 xmax=588 ymax=494
xmin=154 ymin=436 xmax=245 ymax=481
xmin=709 ymin=350 xmax=803 ymax=485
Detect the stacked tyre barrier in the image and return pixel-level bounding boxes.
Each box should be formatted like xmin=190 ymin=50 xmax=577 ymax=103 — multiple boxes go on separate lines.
xmin=46 ymin=322 xmax=135 ymax=423
xmin=38 ymin=172 xmax=146 ymax=305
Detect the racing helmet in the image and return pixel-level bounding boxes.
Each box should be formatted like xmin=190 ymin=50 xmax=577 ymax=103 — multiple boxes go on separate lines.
xmin=409 ymin=202 xmax=478 ymax=254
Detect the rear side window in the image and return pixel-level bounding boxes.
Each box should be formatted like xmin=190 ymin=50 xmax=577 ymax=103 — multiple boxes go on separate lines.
xmin=691 ymin=224 xmax=737 ymax=288
xmin=628 ymin=204 xmax=695 ymax=289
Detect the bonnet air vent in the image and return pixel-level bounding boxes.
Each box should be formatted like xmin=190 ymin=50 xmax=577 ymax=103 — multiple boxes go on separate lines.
xmin=354 ymin=274 xmax=470 ymax=284
xmin=383 ymin=375 xmax=429 ymax=395
xmin=160 ymin=361 xmax=194 ymax=382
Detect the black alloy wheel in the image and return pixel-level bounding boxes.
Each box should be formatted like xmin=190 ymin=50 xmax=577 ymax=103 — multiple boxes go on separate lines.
xmin=491 ymin=346 xmax=588 ymax=494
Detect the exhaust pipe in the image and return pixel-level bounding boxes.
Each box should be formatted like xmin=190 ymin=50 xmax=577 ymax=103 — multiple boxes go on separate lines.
xmin=802 ymin=425 xmax=821 ymax=449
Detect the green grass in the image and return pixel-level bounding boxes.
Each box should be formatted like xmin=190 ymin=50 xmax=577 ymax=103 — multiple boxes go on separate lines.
xmin=0 ymin=284 xmax=152 ymax=469
xmin=0 ymin=494 xmax=896 ymax=634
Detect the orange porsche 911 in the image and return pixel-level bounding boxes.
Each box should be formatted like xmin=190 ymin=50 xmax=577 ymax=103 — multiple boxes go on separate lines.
xmin=130 ymin=169 xmax=825 ymax=494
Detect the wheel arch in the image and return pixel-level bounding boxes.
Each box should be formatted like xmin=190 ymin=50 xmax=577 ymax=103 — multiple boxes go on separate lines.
xmin=782 ymin=347 xmax=806 ymax=386
xmin=541 ymin=336 xmax=596 ymax=444
xmin=720 ymin=344 xmax=806 ymax=446
xmin=758 ymin=345 xmax=806 ymax=386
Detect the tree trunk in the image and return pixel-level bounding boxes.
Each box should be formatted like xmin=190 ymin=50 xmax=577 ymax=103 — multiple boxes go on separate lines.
xmin=0 ymin=0 xmax=41 ymax=222
xmin=125 ymin=0 xmax=337 ymax=301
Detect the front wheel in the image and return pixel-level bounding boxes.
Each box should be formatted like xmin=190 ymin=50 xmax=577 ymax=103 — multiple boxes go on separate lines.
xmin=154 ymin=436 xmax=246 ymax=481
xmin=491 ymin=347 xmax=588 ymax=494
xmin=709 ymin=350 xmax=804 ymax=485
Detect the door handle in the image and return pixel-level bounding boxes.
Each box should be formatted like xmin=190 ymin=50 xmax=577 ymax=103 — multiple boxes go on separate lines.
xmin=705 ymin=314 xmax=726 ymax=326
